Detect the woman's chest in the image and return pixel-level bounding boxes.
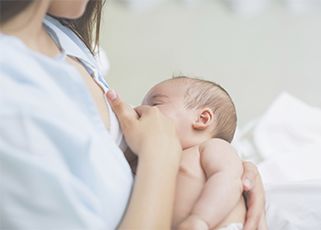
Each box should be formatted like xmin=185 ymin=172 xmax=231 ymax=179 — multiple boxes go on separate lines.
xmin=65 ymin=56 xmax=110 ymax=130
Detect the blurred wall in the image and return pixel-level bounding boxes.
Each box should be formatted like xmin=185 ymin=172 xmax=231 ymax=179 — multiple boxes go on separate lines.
xmin=101 ymin=0 xmax=321 ymax=126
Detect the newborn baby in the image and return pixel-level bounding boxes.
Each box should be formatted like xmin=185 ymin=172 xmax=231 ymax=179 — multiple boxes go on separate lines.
xmin=126 ymin=76 xmax=245 ymax=230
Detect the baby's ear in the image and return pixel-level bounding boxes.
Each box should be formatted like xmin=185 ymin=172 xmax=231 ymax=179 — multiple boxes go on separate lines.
xmin=192 ymin=108 xmax=214 ymax=130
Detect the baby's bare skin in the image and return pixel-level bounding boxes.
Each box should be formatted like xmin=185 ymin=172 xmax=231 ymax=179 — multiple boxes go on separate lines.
xmin=137 ymin=78 xmax=246 ymax=229
xmin=173 ymin=140 xmax=246 ymax=229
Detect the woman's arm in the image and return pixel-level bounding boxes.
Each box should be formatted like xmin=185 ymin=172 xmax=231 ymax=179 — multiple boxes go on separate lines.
xmin=120 ymin=148 xmax=180 ymax=229
xmin=107 ymin=90 xmax=182 ymax=229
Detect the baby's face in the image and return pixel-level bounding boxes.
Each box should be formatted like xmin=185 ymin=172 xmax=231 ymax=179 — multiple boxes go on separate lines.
xmin=142 ymin=80 xmax=196 ymax=149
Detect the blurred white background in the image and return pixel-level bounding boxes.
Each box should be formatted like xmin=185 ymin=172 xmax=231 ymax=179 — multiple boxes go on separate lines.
xmin=101 ymin=0 xmax=321 ymax=126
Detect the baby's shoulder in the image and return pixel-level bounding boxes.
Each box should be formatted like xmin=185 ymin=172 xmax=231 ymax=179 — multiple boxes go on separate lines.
xmin=199 ymin=138 xmax=240 ymax=163
xmin=199 ymin=138 xmax=235 ymax=154
xmin=199 ymin=138 xmax=242 ymax=174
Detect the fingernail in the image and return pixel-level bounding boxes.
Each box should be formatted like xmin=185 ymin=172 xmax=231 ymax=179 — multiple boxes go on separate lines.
xmin=107 ymin=89 xmax=117 ymax=101
xmin=243 ymin=178 xmax=252 ymax=189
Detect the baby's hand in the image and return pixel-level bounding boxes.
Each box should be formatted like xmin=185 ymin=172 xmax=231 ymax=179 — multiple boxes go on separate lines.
xmin=177 ymin=215 xmax=209 ymax=230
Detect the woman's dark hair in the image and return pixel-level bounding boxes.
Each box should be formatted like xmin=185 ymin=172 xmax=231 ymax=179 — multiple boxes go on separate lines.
xmin=0 ymin=0 xmax=106 ymax=53
xmin=58 ymin=0 xmax=106 ymax=53
xmin=0 ymin=1 xmax=33 ymax=23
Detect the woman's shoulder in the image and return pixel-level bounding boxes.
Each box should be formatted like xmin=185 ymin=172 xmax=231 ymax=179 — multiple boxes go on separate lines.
xmin=0 ymin=34 xmax=28 ymax=62
xmin=0 ymin=36 xmax=47 ymax=87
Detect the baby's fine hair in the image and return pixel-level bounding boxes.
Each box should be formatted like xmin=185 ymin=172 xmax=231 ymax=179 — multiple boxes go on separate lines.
xmin=171 ymin=76 xmax=237 ymax=143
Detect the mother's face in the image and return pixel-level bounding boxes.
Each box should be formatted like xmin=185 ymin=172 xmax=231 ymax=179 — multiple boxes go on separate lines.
xmin=48 ymin=0 xmax=89 ymax=19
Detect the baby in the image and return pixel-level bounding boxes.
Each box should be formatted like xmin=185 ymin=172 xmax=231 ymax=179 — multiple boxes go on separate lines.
xmin=126 ymin=76 xmax=245 ymax=230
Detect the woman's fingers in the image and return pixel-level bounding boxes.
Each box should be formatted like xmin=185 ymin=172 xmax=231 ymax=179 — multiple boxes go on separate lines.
xmin=106 ymin=90 xmax=180 ymax=158
xmin=134 ymin=105 xmax=156 ymax=117
xmin=258 ymin=212 xmax=268 ymax=230
xmin=243 ymin=194 xmax=261 ymax=230
xmin=242 ymin=161 xmax=258 ymax=191
xmin=106 ymin=89 xmax=138 ymax=130
xmin=242 ymin=161 xmax=266 ymax=230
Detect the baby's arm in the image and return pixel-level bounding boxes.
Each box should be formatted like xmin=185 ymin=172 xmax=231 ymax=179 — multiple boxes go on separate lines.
xmin=178 ymin=138 xmax=244 ymax=229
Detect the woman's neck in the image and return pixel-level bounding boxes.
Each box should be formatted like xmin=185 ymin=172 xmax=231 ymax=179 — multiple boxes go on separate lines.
xmin=0 ymin=1 xmax=60 ymax=57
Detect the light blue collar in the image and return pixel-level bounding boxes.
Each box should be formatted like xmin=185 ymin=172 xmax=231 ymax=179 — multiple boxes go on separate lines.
xmin=43 ymin=15 xmax=109 ymax=91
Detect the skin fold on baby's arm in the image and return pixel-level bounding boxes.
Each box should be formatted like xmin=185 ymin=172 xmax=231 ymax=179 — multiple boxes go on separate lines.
xmin=178 ymin=138 xmax=245 ymax=230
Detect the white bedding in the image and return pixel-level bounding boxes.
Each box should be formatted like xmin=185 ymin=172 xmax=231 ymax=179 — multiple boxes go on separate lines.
xmin=233 ymin=92 xmax=321 ymax=229
xmin=265 ymin=180 xmax=321 ymax=229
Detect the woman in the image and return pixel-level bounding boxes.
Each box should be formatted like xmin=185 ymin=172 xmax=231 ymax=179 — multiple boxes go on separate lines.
xmin=0 ymin=0 xmax=265 ymax=229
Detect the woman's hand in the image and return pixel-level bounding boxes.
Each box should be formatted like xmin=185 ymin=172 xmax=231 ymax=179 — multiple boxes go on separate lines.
xmin=106 ymin=89 xmax=181 ymax=162
xmin=106 ymin=90 xmax=182 ymax=229
xmin=242 ymin=161 xmax=268 ymax=230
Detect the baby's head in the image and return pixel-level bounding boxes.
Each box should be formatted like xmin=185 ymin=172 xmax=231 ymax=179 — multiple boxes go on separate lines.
xmin=143 ymin=76 xmax=237 ymax=149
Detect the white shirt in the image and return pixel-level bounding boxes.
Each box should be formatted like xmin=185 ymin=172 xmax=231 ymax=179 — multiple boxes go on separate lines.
xmin=0 ymin=16 xmax=133 ymax=230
